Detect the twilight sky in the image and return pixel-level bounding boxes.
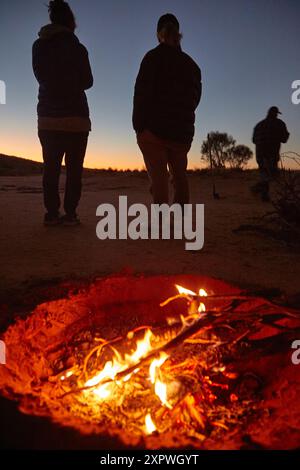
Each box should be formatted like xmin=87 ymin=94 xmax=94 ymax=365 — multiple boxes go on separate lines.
xmin=0 ymin=0 xmax=299 ymax=169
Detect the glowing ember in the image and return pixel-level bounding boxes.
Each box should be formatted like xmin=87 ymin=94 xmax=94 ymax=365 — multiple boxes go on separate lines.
xmin=60 ymin=370 xmax=73 ymax=381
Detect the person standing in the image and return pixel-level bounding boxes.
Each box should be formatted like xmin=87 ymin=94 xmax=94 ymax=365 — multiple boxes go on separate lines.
xmin=252 ymin=106 xmax=289 ymax=201
xmin=33 ymin=0 xmax=93 ymax=226
xmin=133 ymin=14 xmax=202 ymax=206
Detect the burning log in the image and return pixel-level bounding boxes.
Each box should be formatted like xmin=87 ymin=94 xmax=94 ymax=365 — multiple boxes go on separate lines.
xmin=64 ymin=312 xmax=216 ymax=393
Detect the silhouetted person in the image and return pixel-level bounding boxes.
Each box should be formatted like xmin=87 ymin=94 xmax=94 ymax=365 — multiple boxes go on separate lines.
xmin=32 ymin=0 xmax=93 ymax=226
xmin=133 ymin=14 xmax=202 ymax=206
xmin=252 ymin=106 xmax=289 ymax=202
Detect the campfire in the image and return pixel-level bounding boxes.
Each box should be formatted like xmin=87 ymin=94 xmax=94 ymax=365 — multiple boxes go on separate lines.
xmin=1 ymin=275 xmax=300 ymax=449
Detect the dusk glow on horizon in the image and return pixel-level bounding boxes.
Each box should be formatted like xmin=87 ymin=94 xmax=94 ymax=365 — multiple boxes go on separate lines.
xmin=1 ymin=0 xmax=299 ymax=170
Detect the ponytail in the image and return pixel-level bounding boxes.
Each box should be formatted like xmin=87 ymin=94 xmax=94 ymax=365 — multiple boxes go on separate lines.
xmin=48 ymin=0 xmax=76 ymax=31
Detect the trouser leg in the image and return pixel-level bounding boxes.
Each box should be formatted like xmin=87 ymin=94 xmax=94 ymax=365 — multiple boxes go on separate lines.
xmin=256 ymin=147 xmax=279 ymax=199
xmin=260 ymin=159 xmax=279 ymax=198
xmin=38 ymin=130 xmax=64 ymax=215
xmin=258 ymin=165 xmax=270 ymax=197
xmin=64 ymin=133 xmax=88 ymax=215
xmin=137 ymin=131 xmax=169 ymax=204
xmin=167 ymin=142 xmax=191 ymax=206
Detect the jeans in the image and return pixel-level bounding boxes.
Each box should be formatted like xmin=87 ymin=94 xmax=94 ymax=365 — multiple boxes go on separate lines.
xmin=256 ymin=148 xmax=280 ymax=197
xmin=38 ymin=130 xmax=88 ymax=216
xmin=137 ymin=129 xmax=191 ymax=205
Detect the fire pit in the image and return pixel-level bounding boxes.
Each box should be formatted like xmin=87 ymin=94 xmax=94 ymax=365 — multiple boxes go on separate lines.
xmin=0 ymin=275 xmax=300 ymax=449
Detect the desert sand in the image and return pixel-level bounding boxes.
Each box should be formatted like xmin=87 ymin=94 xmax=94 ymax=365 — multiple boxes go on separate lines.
xmin=0 ymin=170 xmax=299 ymax=306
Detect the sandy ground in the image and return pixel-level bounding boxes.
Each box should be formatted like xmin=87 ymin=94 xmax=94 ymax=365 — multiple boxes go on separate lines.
xmin=0 ymin=170 xmax=299 ymax=300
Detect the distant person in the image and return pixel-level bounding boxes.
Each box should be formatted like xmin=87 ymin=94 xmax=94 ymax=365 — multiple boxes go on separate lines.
xmin=133 ymin=14 xmax=202 ymax=206
xmin=32 ymin=0 xmax=93 ymax=226
xmin=252 ymin=106 xmax=289 ymax=201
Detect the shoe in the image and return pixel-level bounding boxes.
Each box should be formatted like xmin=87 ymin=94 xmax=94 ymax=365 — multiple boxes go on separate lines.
xmin=61 ymin=214 xmax=81 ymax=226
xmin=44 ymin=213 xmax=61 ymax=226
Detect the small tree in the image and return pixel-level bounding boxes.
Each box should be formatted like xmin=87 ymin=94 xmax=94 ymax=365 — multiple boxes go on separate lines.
xmin=201 ymin=132 xmax=236 ymax=169
xmin=227 ymin=145 xmax=253 ymax=169
xmin=201 ymin=132 xmax=253 ymax=169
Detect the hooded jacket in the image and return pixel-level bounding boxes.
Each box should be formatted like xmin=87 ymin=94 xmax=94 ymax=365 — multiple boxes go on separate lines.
xmin=133 ymin=43 xmax=202 ymax=144
xmin=252 ymin=116 xmax=289 ymax=161
xmin=32 ymin=24 xmax=93 ymax=129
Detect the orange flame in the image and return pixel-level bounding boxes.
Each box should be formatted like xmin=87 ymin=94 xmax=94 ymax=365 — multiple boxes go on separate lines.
xmin=176 ymin=285 xmax=208 ymax=314
xmin=70 ymin=284 xmax=210 ymax=431
xmin=145 ymin=413 xmax=157 ymax=434
xmin=84 ymin=330 xmax=154 ymax=399
xmin=175 ymin=285 xmax=196 ymax=296
xmin=149 ymin=352 xmax=171 ymax=409
xmin=83 ymin=329 xmax=172 ymax=408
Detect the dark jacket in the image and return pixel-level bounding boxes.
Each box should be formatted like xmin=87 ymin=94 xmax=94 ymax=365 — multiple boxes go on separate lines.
xmin=133 ymin=43 xmax=202 ymax=144
xmin=32 ymin=24 xmax=93 ymax=118
xmin=252 ymin=117 xmax=289 ymax=161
